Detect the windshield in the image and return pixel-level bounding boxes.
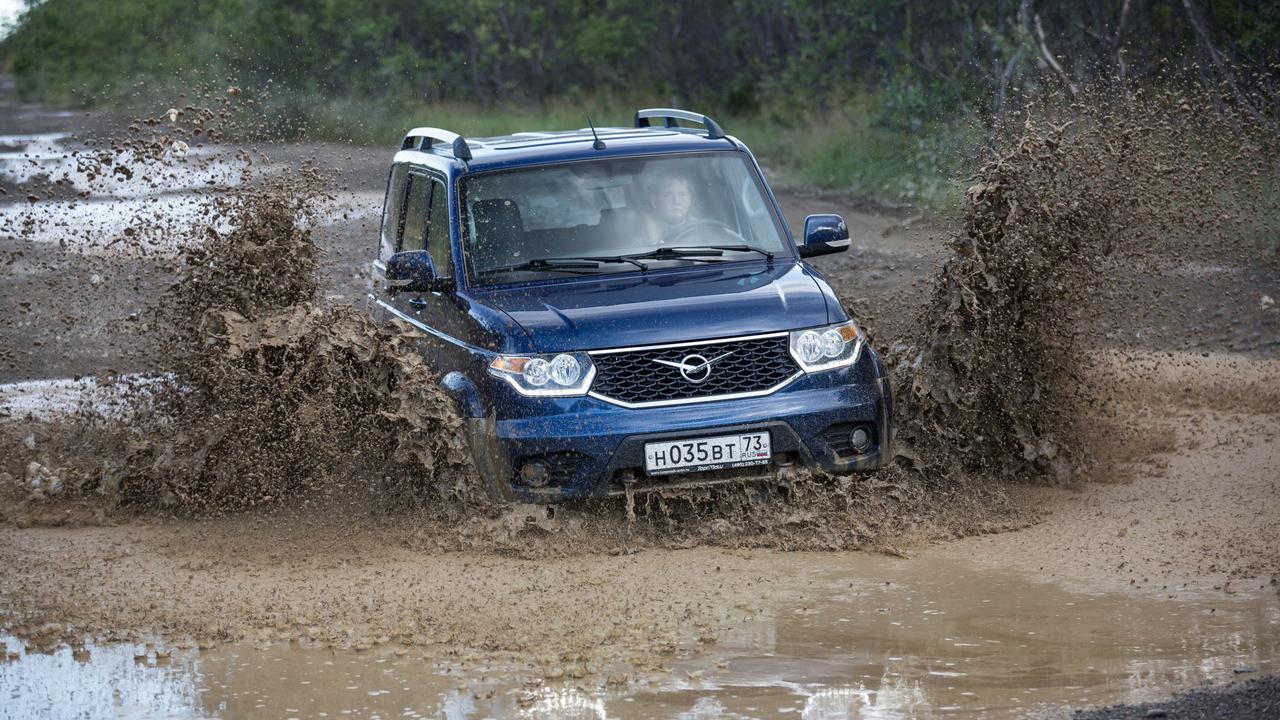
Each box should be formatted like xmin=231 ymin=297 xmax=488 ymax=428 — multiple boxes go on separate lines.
xmin=462 ymin=153 xmax=789 ymax=284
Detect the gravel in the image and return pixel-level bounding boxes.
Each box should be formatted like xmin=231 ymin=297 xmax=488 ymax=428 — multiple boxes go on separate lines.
xmin=1071 ymin=676 xmax=1280 ymax=720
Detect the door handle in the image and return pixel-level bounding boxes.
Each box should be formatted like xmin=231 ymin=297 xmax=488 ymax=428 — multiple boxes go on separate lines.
xmin=407 ymin=296 xmax=430 ymax=310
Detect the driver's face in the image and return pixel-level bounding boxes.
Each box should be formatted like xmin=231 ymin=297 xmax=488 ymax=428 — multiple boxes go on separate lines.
xmin=653 ymin=179 xmax=692 ymax=225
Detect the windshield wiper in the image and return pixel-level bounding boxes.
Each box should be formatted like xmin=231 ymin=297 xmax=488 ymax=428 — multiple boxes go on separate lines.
xmin=480 ymin=258 xmax=600 ymax=276
xmin=481 ymin=246 xmax=770 ymax=278
xmin=481 ymin=255 xmax=650 ymax=276
xmin=620 ymin=245 xmax=772 ymax=264
xmin=666 ymin=244 xmax=775 ymax=260
xmin=576 ymin=255 xmax=651 ymax=272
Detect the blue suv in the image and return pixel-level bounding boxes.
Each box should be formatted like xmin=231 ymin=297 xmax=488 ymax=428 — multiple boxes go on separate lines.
xmin=369 ymin=108 xmax=892 ymax=502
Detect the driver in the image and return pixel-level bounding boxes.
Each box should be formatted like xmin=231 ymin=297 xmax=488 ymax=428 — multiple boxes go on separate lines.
xmin=643 ymin=169 xmax=701 ymax=245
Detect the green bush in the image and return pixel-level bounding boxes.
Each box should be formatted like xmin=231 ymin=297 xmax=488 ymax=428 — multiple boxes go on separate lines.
xmin=285 ymin=90 xmax=973 ymax=213
xmin=9 ymin=0 xmax=1269 ymax=212
xmin=732 ymin=95 xmax=975 ymax=213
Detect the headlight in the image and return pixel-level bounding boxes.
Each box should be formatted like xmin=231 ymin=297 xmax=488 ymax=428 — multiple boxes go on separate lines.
xmin=489 ymin=352 xmax=595 ymax=396
xmin=789 ymin=321 xmax=863 ymax=372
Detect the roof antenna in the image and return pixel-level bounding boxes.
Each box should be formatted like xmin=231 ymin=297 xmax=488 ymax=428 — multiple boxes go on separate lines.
xmin=587 ymin=114 xmax=606 ymax=150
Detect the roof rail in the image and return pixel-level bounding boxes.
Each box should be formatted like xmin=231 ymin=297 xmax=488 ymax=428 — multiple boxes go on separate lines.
xmin=401 ymin=127 xmax=472 ymax=161
xmin=634 ymin=108 xmax=726 ymax=140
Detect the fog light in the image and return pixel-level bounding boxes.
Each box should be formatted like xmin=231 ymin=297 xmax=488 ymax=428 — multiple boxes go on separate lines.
xmin=520 ymin=461 xmax=549 ymax=487
xmin=849 ymin=426 xmax=873 ymax=454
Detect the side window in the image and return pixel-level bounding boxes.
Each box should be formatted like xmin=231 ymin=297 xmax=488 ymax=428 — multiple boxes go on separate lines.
xmin=379 ymin=164 xmax=408 ymax=262
xmin=400 ymin=173 xmax=431 ymax=252
xmin=426 ymin=177 xmax=452 ymax=278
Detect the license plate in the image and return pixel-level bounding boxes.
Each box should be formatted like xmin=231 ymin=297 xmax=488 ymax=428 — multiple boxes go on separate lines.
xmin=643 ymin=431 xmax=771 ymax=476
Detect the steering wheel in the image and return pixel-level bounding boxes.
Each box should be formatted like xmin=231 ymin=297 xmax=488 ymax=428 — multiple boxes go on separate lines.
xmin=668 ymin=219 xmax=747 ymax=245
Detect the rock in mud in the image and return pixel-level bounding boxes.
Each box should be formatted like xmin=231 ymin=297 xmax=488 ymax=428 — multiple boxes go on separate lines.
xmin=24 ymin=461 xmax=62 ymax=498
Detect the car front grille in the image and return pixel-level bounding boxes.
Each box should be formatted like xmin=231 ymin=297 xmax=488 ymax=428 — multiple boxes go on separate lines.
xmin=589 ymin=333 xmax=800 ymax=407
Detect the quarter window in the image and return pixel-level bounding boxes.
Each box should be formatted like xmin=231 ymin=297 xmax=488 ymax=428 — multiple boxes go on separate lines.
xmin=400 ymin=174 xmax=431 ymax=252
xmin=381 ymin=166 xmax=452 ymax=279
xmin=378 ymin=164 xmax=408 ymax=262
xmin=426 ymin=177 xmax=452 ymax=278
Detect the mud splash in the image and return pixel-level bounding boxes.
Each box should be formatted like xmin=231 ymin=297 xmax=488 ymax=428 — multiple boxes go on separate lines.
xmin=884 ymin=84 xmax=1278 ymax=485
xmin=2 ymin=75 xmax=1277 ymax=551
xmin=0 ymin=102 xmax=485 ymax=519
xmin=132 ymin=183 xmax=489 ymax=513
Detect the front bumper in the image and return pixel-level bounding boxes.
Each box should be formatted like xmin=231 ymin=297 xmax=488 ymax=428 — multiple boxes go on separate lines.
xmin=477 ymin=354 xmax=892 ymax=502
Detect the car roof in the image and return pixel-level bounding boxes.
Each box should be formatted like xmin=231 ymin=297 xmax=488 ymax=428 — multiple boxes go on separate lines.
xmin=394 ymin=126 xmax=741 ymax=174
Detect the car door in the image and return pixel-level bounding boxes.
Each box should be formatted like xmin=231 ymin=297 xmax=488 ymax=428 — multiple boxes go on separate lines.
xmin=388 ymin=170 xmax=477 ymax=362
xmin=372 ymin=165 xmax=440 ymax=325
xmin=371 ymin=164 xmax=489 ymax=374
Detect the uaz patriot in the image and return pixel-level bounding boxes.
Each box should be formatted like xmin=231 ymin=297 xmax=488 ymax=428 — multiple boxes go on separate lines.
xmin=369 ymin=108 xmax=892 ymax=501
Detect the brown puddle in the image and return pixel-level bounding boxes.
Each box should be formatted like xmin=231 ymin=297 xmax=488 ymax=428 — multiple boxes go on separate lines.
xmin=3 ymin=555 xmax=1276 ymax=719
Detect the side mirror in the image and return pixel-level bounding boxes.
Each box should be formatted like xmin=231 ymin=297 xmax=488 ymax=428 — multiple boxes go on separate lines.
xmin=798 ymin=214 xmax=850 ymax=258
xmin=386 ymin=250 xmax=451 ymax=293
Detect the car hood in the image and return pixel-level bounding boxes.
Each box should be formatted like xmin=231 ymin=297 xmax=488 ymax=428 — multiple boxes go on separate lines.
xmin=471 ymin=261 xmax=833 ymax=352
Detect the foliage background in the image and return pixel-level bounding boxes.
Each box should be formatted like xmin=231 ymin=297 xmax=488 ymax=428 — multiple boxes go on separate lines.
xmin=3 ymin=0 xmax=1276 ymax=209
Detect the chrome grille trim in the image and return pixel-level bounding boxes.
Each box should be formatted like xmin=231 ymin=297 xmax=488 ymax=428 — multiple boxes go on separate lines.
xmin=587 ymin=330 xmax=790 ymax=355
xmin=588 ymin=371 xmax=802 ymax=409
xmin=588 ymin=331 xmax=801 ymax=408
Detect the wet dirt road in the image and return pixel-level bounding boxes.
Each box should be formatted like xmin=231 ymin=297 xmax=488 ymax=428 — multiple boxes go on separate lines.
xmin=2 ymin=89 xmax=1278 ymax=719
xmin=4 ymin=553 xmax=1277 ymax=719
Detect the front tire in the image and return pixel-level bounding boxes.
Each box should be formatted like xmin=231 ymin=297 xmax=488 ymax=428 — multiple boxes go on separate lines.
xmin=463 ymin=413 xmax=514 ymax=502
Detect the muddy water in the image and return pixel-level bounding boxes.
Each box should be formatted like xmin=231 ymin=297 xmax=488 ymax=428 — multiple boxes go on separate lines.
xmin=4 ymin=555 xmax=1275 ymax=719
xmin=3 ymin=85 xmax=1279 ymax=718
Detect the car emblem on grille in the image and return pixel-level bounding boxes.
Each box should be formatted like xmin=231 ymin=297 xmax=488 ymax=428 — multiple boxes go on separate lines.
xmin=653 ymin=351 xmax=734 ymax=384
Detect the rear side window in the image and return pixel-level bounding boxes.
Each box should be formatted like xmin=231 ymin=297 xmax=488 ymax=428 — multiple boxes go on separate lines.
xmin=379 ymin=164 xmax=408 ymax=262
xmin=400 ymin=174 xmax=431 ymax=252
xmin=380 ymin=167 xmax=452 ymax=280
xmin=426 ymin=177 xmax=451 ymax=278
